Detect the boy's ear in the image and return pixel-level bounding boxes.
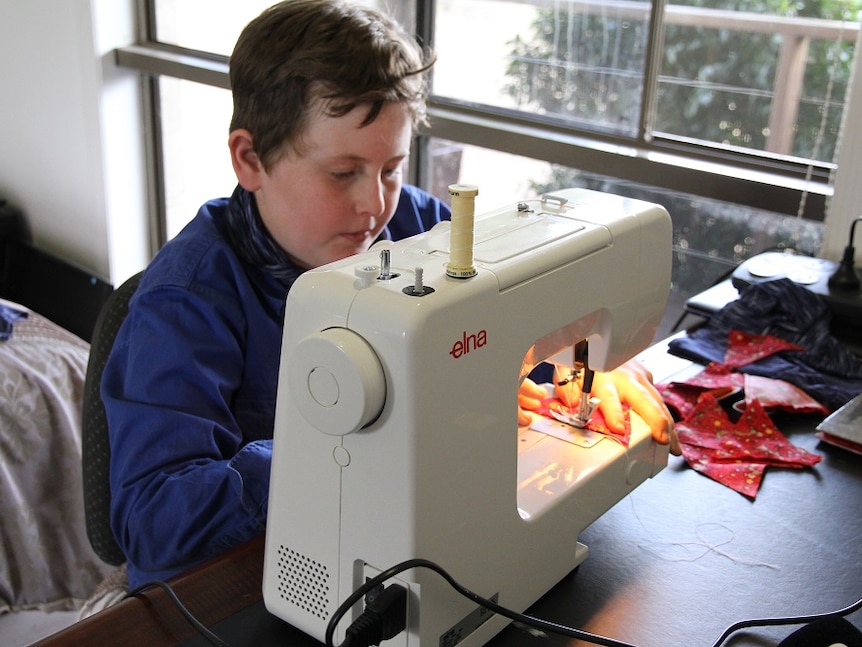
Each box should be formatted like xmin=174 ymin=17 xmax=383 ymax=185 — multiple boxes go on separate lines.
xmin=229 ymin=129 xmax=264 ymax=191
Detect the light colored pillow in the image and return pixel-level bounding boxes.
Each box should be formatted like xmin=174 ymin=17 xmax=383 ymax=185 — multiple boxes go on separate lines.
xmin=0 ymin=302 xmax=115 ymax=613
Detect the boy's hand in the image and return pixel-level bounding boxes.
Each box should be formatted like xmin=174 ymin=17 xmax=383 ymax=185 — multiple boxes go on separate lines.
xmin=518 ymin=378 xmax=548 ymax=427
xmin=518 ymin=360 xmax=680 ymax=455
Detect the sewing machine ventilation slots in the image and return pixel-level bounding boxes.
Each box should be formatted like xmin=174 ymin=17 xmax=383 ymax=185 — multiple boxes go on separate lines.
xmin=264 ymin=186 xmax=673 ymax=646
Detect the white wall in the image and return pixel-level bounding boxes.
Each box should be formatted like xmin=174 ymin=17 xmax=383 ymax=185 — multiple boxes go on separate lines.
xmin=0 ymin=0 xmax=148 ymax=284
xmin=823 ymin=27 xmax=862 ymax=265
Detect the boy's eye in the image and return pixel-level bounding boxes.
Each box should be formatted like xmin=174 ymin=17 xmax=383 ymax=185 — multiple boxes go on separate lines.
xmin=330 ymin=162 xmax=403 ymax=181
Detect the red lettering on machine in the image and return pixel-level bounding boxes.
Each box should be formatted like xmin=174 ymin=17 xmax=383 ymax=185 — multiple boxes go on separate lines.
xmin=449 ymin=329 xmax=488 ymax=359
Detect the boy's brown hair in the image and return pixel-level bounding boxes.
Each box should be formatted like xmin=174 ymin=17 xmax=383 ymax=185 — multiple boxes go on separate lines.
xmin=229 ymin=0 xmax=434 ymax=171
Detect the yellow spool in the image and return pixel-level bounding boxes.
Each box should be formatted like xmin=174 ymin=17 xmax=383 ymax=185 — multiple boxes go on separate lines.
xmin=446 ymin=183 xmax=479 ymax=279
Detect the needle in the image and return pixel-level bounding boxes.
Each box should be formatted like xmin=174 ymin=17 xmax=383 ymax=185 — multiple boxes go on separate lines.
xmin=578 ymin=365 xmax=595 ymax=422
xmin=553 ymin=339 xmax=589 ymax=413
xmin=574 ymin=339 xmax=594 ymax=426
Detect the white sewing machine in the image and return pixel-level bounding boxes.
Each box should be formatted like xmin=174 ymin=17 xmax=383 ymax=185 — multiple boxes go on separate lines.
xmin=263 ymin=187 xmax=672 ymax=646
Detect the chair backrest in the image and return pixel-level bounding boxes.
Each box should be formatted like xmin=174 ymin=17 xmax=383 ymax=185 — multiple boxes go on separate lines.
xmin=81 ymin=271 xmax=143 ymax=566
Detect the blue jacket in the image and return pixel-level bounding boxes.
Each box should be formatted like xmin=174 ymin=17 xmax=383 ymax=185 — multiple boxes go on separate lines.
xmin=103 ymin=185 xmax=450 ymax=587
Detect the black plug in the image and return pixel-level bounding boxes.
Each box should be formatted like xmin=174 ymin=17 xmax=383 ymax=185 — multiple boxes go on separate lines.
xmin=344 ymin=583 xmax=408 ymax=647
xmin=828 ymin=216 xmax=862 ymax=291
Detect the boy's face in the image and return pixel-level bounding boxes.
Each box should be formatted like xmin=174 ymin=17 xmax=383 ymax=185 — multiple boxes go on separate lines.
xmin=249 ymin=102 xmax=413 ymax=270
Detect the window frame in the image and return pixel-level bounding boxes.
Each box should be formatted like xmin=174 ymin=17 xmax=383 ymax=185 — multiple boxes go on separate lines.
xmin=119 ymin=0 xmax=857 ymax=247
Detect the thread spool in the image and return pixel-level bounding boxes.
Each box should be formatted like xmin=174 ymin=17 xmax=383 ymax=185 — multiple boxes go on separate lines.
xmin=446 ymin=183 xmax=479 ymax=279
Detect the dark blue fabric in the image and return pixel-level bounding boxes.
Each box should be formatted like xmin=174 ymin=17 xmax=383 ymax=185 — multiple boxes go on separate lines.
xmin=103 ymin=185 xmax=450 ymax=587
xmin=0 ymin=303 xmax=27 ymax=340
xmin=669 ymin=278 xmax=862 ymax=411
xmin=221 ymin=185 xmax=300 ymax=283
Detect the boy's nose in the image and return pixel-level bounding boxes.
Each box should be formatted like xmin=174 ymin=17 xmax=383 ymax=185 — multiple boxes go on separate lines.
xmin=356 ymin=177 xmax=386 ymax=216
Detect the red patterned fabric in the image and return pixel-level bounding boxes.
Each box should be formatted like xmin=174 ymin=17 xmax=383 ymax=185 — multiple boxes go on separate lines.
xmin=722 ymin=330 xmax=803 ymax=368
xmin=659 ymin=330 xmax=824 ymax=498
xmin=537 ymin=397 xmax=632 ymax=445
xmin=743 ymin=374 xmax=828 ymax=414
xmin=677 ymin=394 xmax=821 ymax=498
xmin=658 ymin=364 xmax=827 ymax=419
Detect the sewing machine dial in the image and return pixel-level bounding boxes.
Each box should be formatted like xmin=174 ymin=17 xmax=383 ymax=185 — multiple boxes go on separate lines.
xmin=286 ymin=328 xmax=386 ymax=436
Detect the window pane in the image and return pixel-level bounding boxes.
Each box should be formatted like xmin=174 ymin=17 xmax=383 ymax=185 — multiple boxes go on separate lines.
xmin=159 ymin=77 xmax=235 ymax=239
xmin=153 ymin=0 xmax=410 ymax=55
xmin=424 ymin=137 xmax=823 ymax=338
xmin=656 ymin=1 xmax=856 ymax=162
xmin=153 ymin=0 xmax=277 ymax=55
xmin=434 ymin=0 xmax=857 ymax=164
xmin=434 ymin=0 xmax=649 ymax=136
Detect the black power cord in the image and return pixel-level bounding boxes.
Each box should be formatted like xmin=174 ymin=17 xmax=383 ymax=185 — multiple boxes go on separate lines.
xmin=325 ymin=557 xmax=862 ymax=647
xmin=125 ymin=580 xmax=230 ymax=647
xmin=126 ymin=567 xmax=862 ymax=647
xmin=339 ymin=583 xmax=409 ymax=647
xmin=325 ymin=558 xmax=639 ymax=647
xmin=709 ymin=595 xmax=862 ymax=647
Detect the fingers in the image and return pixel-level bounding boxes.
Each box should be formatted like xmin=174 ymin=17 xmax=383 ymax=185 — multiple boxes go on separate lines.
xmin=592 ymin=374 xmax=625 ymax=433
xmin=519 ymin=363 xmax=681 ymax=456
xmin=518 ymin=377 xmax=547 ymax=428
xmin=552 ymin=364 xmax=582 ymax=407
xmin=613 ymin=360 xmax=679 ymax=455
xmin=520 ymin=377 xmax=547 ymax=400
xmin=587 ymin=360 xmax=679 ymax=455
xmin=629 ymin=389 xmax=678 ymax=453
xmin=517 ymin=392 xmax=543 ymax=411
xmin=518 ymin=378 xmax=546 ymax=411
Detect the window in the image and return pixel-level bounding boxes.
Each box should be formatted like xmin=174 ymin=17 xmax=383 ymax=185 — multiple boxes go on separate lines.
xmin=420 ymin=0 xmax=858 ymax=334
xmin=152 ymin=0 xmax=277 ymax=55
xmin=152 ymin=0 xmax=410 ymax=55
xmin=120 ymin=0 xmax=860 ymax=336
xmin=430 ymin=0 xmax=855 ymax=166
xmin=157 ymin=77 xmax=234 ymax=240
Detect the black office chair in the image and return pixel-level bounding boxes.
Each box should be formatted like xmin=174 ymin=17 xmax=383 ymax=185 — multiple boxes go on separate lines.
xmin=81 ymin=271 xmax=143 ymax=566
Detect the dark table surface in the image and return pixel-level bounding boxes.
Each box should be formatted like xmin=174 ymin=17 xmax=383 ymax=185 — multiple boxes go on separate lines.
xmin=176 ymin=412 xmax=860 ymax=647
xmin=35 ymin=342 xmax=862 ymax=647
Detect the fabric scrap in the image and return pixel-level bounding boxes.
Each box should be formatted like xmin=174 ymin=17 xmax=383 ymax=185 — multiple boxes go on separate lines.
xmin=669 ymin=278 xmax=862 ymax=410
xmin=676 ymin=393 xmax=821 ymax=498
xmin=743 ymin=374 xmax=829 ymax=415
xmin=723 ymin=330 xmax=803 ymax=368
xmin=537 ymin=397 xmax=632 ymax=445
xmin=0 ymin=303 xmax=28 ymax=340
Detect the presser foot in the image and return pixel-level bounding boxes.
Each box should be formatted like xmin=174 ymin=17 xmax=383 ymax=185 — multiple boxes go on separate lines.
xmin=550 ymin=397 xmax=601 ymax=428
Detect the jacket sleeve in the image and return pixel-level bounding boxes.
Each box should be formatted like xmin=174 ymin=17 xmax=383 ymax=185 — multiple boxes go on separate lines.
xmin=102 ymin=282 xmax=272 ymax=580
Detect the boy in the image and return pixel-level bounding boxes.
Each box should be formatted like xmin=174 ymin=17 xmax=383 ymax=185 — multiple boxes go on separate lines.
xmin=103 ymin=0 xmax=676 ymax=589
